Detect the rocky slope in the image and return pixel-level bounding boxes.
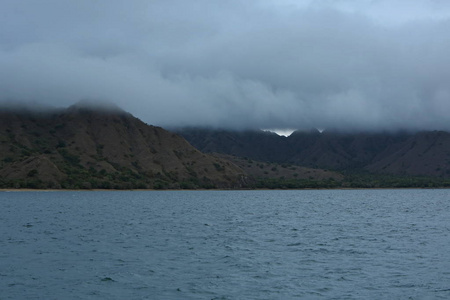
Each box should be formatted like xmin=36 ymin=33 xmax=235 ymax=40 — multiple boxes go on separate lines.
xmin=0 ymin=104 xmax=247 ymax=189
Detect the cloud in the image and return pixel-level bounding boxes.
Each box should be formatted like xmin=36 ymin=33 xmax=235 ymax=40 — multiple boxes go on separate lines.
xmin=1 ymin=0 xmax=450 ymax=131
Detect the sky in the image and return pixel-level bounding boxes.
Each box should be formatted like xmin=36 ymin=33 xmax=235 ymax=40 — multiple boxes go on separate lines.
xmin=1 ymin=0 xmax=450 ymax=131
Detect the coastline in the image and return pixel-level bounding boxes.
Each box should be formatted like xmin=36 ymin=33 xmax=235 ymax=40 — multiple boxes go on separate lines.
xmin=1 ymin=187 xmax=448 ymax=192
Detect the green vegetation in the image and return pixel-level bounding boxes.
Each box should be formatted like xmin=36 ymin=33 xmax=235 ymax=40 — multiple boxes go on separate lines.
xmin=340 ymin=172 xmax=450 ymax=189
xmin=213 ymin=163 xmax=225 ymax=171
xmin=250 ymin=173 xmax=450 ymax=189
xmin=254 ymin=178 xmax=339 ymax=189
xmin=4 ymin=168 xmax=448 ymax=190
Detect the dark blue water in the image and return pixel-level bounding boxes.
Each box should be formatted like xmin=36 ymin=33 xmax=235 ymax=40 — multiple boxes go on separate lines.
xmin=1 ymin=189 xmax=450 ymax=299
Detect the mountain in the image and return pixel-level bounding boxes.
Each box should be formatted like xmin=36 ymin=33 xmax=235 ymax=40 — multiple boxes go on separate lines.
xmin=366 ymin=131 xmax=450 ymax=177
xmin=213 ymin=153 xmax=343 ymax=181
xmin=0 ymin=104 xmax=247 ymax=189
xmin=176 ymin=128 xmax=450 ymax=178
xmin=177 ymin=128 xmax=294 ymax=163
xmin=4 ymin=103 xmax=449 ymax=190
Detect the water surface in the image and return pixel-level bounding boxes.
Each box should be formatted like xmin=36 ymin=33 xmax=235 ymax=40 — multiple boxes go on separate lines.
xmin=1 ymin=189 xmax=450 ymax=299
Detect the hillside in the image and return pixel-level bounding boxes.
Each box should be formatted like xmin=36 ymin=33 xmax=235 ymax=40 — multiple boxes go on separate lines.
xmin=213 ymin=153 xmax=343 ymax=181
xmin=4 ymin=103 xmax=450 ymax=190
xmin=0 ymin=104 xmax=247 ymax=189
xmin=176 ymin=128 xmax=450 ymax=178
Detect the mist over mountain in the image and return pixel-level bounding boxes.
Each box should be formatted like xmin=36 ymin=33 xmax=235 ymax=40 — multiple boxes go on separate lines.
xmin=1 ymin=1 xmax=450 ymax=131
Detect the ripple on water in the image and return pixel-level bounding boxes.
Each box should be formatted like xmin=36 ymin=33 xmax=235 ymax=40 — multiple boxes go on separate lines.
xmin=1 ymin=190 xmax=450 ymax=299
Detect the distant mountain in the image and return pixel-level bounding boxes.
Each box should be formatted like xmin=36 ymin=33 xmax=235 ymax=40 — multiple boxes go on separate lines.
xmin=176 ymin=128 xmax=292 ymax=162
xmin=365 ymin=131 xmax=450 ymax=177
xmin=176 ymin=128 xmax=450 ymax=178
xmin=0 ymin=104 xmax=247 ymax=189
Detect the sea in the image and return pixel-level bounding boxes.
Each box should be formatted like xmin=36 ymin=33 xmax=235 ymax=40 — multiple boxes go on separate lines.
xmin=1 ymin=189 xmax=450 ymax=299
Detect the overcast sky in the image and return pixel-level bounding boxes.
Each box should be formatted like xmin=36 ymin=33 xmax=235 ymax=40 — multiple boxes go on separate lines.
xmin=1 ymin=0 xmax=450 ymax=131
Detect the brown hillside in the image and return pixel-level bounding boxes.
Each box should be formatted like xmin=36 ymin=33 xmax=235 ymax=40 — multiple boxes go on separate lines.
xmin=0 ymin=104 xmax=246 ymax=189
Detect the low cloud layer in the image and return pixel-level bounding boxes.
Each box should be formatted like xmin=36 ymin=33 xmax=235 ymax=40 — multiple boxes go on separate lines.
xmin=1 ymin=0 xmax=450 ymax=131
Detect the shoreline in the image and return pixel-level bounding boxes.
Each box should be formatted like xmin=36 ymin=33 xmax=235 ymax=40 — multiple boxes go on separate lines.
xmin=1 ymin=187 xmax=448 ymax=192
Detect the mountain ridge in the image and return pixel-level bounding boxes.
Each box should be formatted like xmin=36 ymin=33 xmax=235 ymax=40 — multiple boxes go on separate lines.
xmin=176 ymin=127 xmax=450 ymax=178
